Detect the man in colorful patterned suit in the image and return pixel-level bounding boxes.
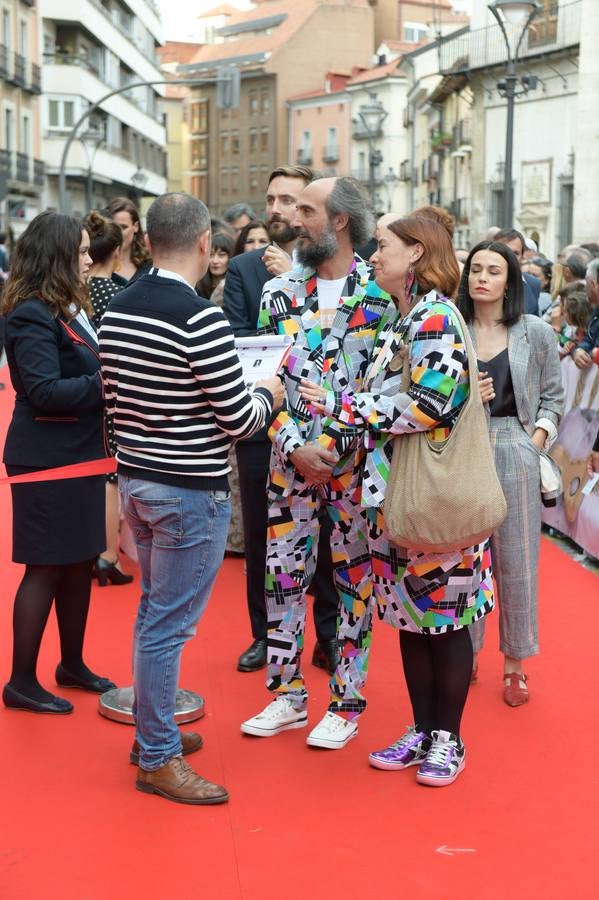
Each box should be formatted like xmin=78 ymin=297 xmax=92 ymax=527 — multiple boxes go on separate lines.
xmin=241 ymin=176 xmax=396 ymax=748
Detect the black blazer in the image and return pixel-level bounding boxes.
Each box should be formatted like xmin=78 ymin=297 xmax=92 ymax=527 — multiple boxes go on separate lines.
xmin=222 ymin=248 xmax=279 ymax=442
xmin=523 ymin=272 xmax=541 ymax=317
xmin=222 ymin=247 xmax=272 ymax=337
xmin=2 ymin=297 xmax=105 ymax=468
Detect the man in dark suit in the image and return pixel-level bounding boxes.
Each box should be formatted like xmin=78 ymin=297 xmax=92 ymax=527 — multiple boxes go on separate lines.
xmin=223 ymin=164 xmax=341 ymax=676
xmin=494 ymin=228 xmax=541 ymax=316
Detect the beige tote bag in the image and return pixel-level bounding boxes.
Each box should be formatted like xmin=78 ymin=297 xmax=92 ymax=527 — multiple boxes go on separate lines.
xmin=383 ymin=299 xmax=507 ymax=553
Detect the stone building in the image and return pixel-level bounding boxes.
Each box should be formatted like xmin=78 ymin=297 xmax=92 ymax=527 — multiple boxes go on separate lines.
xmin=0 ymin=0 xmax=44 ymax=235
xmin=179 ymin=0 xmax=375 ymax=214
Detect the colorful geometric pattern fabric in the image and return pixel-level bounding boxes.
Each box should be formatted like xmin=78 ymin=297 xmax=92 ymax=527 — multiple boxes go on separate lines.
xmin=320 ymin=294 xmax=495 ymax=717
xmin=259 ymin=256 xmax=394 ymax=709
xmin=258 ymin=255 xmax=395 ymax=499
xmin=320 ymin=292 xmax=472 ymax=509
xmin=265 ymin=476 xmax=372 ymax=712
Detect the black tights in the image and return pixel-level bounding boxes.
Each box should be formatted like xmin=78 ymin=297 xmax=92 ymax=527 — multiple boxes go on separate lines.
xmin=8 ymin=559 xmax=95 ymax=702
xmin=399 ymin=627 xmax=473 ymax=740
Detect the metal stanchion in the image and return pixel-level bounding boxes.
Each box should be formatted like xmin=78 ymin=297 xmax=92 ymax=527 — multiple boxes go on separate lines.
xmin=98 ymin=686 xmax=205 ymax=725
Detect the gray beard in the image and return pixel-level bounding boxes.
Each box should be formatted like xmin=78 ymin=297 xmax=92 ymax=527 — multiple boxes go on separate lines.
xmin=295 ymin=227 xmax=338 ymax=268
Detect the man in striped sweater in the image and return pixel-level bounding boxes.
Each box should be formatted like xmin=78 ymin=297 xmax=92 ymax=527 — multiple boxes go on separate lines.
xmin=99 ymin=193 xmax=283 ymax=805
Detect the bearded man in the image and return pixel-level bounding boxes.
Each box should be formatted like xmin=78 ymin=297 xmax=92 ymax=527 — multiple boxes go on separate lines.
xmin=240 ymin=177 xmax=395 ymax=749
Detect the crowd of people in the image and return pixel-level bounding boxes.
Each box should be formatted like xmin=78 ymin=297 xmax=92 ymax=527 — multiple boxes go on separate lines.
xmin=0 ymin=164 xmax=598 ymax=806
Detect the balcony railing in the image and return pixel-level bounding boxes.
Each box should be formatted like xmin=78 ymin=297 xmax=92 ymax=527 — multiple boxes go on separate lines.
xmin=16 ymin=152 xmax=31 ymax=183
xmin=34 ymin=158 xmax=45 ymax=186
xmin=13 ymin=52 xmax=26 ymax=87
xmin=44 ymin=51 xmax=104 ymax=80
xmin=297 ymin=149 xmax=313 ymax=165
xmin=352 ymin=122 xmax=384 ymax=140
xmin=439 ymin=0 xmax=581 ymax=75
xmin=0 ymin=43 xmax=8 ymax=78
xmin=2 ymin=51 xmax=44 ymax=94
xmin=30 ymin=62 xmax=41 ymax=94
xmin=322 ymin=145 xmax=339 ymax=164
xmin=0 ymin=148 xmax=9 ymax=176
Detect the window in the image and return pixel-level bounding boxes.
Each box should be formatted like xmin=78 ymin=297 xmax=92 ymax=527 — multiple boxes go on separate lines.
xmin=19 ymin=19 xmax=27 ymax=57
xmin=48 ymin=98 xmax=75 ymax=129
xmin=260 ymin=128 xmax=269 ymax=153
xmin=191 ymin=174 xmax=207 ymax=201
xmin=2 ymin=9 xmax=11 ymax=51
xmin=190 ymin=100 xmax=208 ymax=133
xmin=404 ymin=21 xmax=428 ymax=43
xmin=249 ymin=129 xmax=258 ymax=154
xmin=221 ymin=133 xmax=229 ymax=155
xmin=231 ymin=166 xmax=240 ymax=194
xmin=557 ymin=179 xmax=574 ymax=249
xmin=220 ymin=169 xmax=229 ymax=195
xmin=4 ymin=107 xmax=15 ymax=152
xmin=260 ymin=90 xmax=270 ymax=115
xmin=231 ymin=130 xmax=240 ymax=155
xmin=528 ymin=0 xmax=559 ymax=47
xmin=21 ymin=113 xmax=31 ymax=155
xmin=191 ymin=137 xmax=207 ymax=170
xmin=249 ymin=91 xmax=258 ymax=115
xmin=249 ymin=165 xmax=259 ymax=191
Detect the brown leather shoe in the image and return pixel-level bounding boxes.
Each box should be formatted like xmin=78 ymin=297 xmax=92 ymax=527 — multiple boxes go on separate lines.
xmin=136 ymin=757 xmax=229 ymax=805
xmin=129 ymin=731 xmax=203 ymax=766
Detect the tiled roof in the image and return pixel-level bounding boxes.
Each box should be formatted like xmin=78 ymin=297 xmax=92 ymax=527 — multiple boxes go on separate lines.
xmin=347 ymin=59 xmax=405 ymax=86
xmin=185 ymin=1 xmax=320 ymax=69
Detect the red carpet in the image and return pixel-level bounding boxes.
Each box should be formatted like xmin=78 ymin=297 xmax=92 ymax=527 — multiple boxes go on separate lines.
xmin=0 ymin=367 xmax=598 ymax=899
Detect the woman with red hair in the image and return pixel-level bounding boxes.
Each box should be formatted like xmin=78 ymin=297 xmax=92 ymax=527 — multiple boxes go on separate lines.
xmin=300 ymin=214 xmax=495 ymax=787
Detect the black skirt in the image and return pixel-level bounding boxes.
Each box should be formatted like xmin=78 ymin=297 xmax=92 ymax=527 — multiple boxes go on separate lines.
xmin=7 ymin=466 xmax=106 ymax=565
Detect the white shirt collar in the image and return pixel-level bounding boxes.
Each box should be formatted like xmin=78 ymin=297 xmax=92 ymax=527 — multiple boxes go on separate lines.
xmin=152 ymin=266 xmax=195 ymax=291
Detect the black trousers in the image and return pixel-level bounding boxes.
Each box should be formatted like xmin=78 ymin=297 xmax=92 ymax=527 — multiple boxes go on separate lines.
xmin=235 ymin=439 xmax=338 ymax=642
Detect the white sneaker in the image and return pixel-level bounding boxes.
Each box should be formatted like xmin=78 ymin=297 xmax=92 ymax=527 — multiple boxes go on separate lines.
xmin=240 ymin=697 xmax=308 ymax=737
xmin=306 ymin=712 xmax=358 ymax=749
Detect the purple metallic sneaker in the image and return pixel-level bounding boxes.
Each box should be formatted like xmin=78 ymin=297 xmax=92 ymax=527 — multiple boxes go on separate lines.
xmin=416 ymin=730 xmax=465 ymax=787
xmin=368 ymin=725 xmax=431 ymax=771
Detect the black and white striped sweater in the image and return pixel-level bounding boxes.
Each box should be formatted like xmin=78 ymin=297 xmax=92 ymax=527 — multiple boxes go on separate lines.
xmin=98 ymin=269 xmax=273 ymax=489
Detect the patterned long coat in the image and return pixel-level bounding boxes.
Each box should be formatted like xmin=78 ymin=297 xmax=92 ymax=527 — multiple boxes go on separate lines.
xmin=258 ymin=254 xmax=395 ymax=500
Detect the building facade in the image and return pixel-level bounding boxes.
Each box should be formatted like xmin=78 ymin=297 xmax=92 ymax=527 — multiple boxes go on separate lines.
xmin=0 ymin=0 xmax=44 ymax=235
xmin=287 ymin=73 xmax=351 ymax=181
xmin=41 ymin=0 xmax=167 ymax=216
xmin=180 ymin=0 xmax=375 ymax=215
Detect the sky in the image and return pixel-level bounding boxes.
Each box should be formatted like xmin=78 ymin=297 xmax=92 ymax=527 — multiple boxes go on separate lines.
xmin=159 ymin=1 xmax=473 ymax=42
xmin=159 ymin=0 xmax=250 ymax=42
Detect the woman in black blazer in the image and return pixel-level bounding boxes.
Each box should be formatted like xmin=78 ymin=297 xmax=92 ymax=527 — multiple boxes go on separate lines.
xmin=2 ymin=212 xmax=115 ymax=714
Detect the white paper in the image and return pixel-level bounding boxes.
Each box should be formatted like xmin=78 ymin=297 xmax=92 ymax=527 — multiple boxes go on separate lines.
xmin=582 ymin=472 xmax=599 ymax=496
xmin=235 ymin=334 xmax=293 ymax=387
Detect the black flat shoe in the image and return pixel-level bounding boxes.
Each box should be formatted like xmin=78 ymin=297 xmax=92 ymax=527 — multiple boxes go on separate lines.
xmin=312 ymin=639 xmax=341 ymax=676
xmin=55 ymin=664 xmax=117 ymax=694
xmin=93 ymin=557 xmax=134 ymax=587
xmin=2 ymin=683 xmax=73 ymax=714
xmin=237 ymin=638 xmax=267 ymax=672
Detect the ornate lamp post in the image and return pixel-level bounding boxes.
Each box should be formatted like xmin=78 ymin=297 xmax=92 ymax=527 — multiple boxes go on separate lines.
xmin=357 ymin=91 xmax=388 ymax=203
xmin=488 ymin=0 xmax=541 ymax=226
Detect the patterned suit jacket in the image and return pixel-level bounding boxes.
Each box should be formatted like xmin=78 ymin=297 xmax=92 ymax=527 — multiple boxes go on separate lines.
xmin=319 ymin=291 xmax=471 ymax=508
xmin=503 ymin=315 xmax=564 ymax=437
xmin=257 ymin=254 xmax=395 ymax=497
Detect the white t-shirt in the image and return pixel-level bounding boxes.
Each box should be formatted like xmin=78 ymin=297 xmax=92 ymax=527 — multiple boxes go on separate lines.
xmin=317 ymin=276 xmax=346 ymax=333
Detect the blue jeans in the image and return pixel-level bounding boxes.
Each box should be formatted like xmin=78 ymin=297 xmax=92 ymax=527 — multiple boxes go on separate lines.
xmin=119 ymin=476 xmax=231 ymax=771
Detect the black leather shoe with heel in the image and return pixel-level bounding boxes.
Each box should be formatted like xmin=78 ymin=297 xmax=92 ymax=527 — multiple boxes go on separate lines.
xmin=93 ymin=557 xmax=133 ymax=587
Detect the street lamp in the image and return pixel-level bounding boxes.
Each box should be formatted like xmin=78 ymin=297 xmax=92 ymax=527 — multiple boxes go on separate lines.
xmin=130 ymin=165 xmax=149 ymax=206
xmin=357 ymin=91 xmax=388 ymax=203
xmin=79 ymin=122 xmax=105 ymax=212
xmin=489 ymin=0 xmax=541 ymax=227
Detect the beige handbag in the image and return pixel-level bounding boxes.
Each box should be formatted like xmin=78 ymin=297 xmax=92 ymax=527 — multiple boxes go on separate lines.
xmin=383 ymin=300 xmax=507 ymax=553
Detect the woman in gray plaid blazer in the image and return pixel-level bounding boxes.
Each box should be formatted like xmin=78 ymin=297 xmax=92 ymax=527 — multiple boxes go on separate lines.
xmin=457 ymin=241 xmax=564 ymax=707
